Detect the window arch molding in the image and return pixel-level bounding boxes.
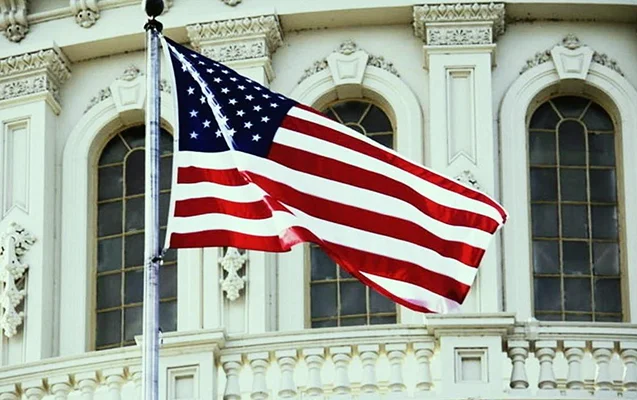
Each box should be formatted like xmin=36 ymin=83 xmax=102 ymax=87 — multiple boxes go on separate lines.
xmin=59 ymin=78 xmax=176 ymax=355
xmin=277 ymin=57 xmax=425 ymax=330
xmin=500 ymin=60 xmax=637 ymax=322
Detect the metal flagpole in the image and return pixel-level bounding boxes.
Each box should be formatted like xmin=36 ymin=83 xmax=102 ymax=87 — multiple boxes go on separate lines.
xmin=142 ymin=1 xmax=164 ymax=400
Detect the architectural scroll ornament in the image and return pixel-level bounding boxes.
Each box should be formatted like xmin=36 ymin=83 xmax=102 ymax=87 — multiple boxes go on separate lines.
xmin=0 ymin=0 xmax=28 ymax=42
xmin=219 ymin=247 xmax=248 ymax=301
xmin=0 ymin=223 xmax=35 ymax=338
xmin=299 ymin=40 xmax=400 ymax=83
xmin=413 ymin=3 xmax=506 ymax=42
xmin=70 ymin=0 xmax=100 ymax=28
xmin=521 ymin=34 xmax=624 ymax=76
xmin=455 ymin=170 xmax=482 ymax=191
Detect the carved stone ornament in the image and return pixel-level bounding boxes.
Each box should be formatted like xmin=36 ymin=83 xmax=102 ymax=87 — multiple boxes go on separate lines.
xmin=427 ymin=25 xmax=492 ymax=46
xmin=0 ymin=222 xmax=35 ymax=338
xmin=413 ymin=3 xmax=506 ymax=44
xmin=455 ymin=170 xmax=482 ymax=191
xmin=520 ymin=34 xmax=624 ymax=77
xmin=299 ymin=40 xmax=400 ymax=84
xmin=0 ymin=0 xmax=28 ymax=42
xmin=219 ymin=247 xmax=248 ymax=301
xmin=0 ymin=48 xmax=72 ymax=106
xmin=220 ymin=0 xmax=242 ymax=5
xmin=70 ymin=0 xmax=100 ymax=28
xmin=186 ymin=15 xmax=283 ymax=63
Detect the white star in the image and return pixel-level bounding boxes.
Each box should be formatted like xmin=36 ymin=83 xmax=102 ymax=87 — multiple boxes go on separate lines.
xmin=238 ymin=85 xmax=245 ymax=90
xmin=278 ymin=95 xmax=285 ymax=99
xmin=214 ymin=77 xmax=222 ymax=83
xmin=200 ymin=96 xmax=206 ymax=104
xmin=203 ymin=120 xmax=211 ymax=128
xmin=262 ymin=94 xmax=270 ymax=99
xmin=244 ymin=122 xmax=253 ymax=129
xmin=206 ymin=68 xmax=213 ymax=73
xmin=190 ymin=110 xmax=198 ymax=117
xmin=187 ymin=87 xmax=195 ymax=95
xmin=270 ymin=102 xmax=279 ymax=108
xmin=181 ymin=64 xmax=187 ymax=71
xmin=222 ymin=70 xmax=229 ymax=74
xmin=198 ymin=61 xmax=205 ymax=65
xmin=221 ymin=88 xmax=230 ymax=94
xmin=215 ymin=129 xmax=222 ymax=137
xmin=228 ymin=128 xmax=236 ymax=137
xmin=246 ymin=95 xmax=254 ymax=101
xmin=229 ymin=98 xmax=237 ymax=105
xmin=192 ymin=71 xmax=201 ymax=79
xmin=230 ymin=77 xmax=238 ymax=82
xmin=192 ymin=54 xmax=198 ymax=58
xmin=253 ymin=105 xmax=262 ymax=112
xmin=261 ymin=116 xmax=270 ymax=123
xmin=237 ymin=110 xmax=245 ymax=117
xmin=190 ymin=131 xmax=198 ymax=139
xmin=219 ymin=115 xmax=229 ymax=125
xmin=254 ymin=86 xmax=262 ymax=91
xmin=252 ymin=134 xmax=261 ymax=142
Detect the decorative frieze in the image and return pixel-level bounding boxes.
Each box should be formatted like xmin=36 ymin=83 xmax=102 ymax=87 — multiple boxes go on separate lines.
xmin=299 ymin=40 xmax=399 ymax=84
xmin=0 ymin=222 xmax=36 ymax=338
xmin=186 ymin=15 xmax=283 ymax=63
xmin=0 ymin=48 xmax=71 ymax=106
xmin=0 ymin=0 xmax=28 ymax=42
xmin=521 ymin=34 xmax=624 ymax=76
xmin=219 ymin=247 xmax=248 ymax=301
xmin=413 ymin=3 xmax=505 ymax=45
xmin=70 ymin=0 xmax=100 ymax=28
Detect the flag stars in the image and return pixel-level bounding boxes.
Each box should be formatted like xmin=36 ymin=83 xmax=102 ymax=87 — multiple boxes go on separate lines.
xmin=200 ymin=96 xmax=206 ymax=104
xmin=230 ymin=77 xmax=237 ymax=82
xmin=214 ymin=77 xmax=222 ymax=83
xmin=253 ymin=105 xmax=262 ymax=112
xmin=261 ymin=116 xmax=270 ymax=123
xmin=238 ymin=85 xmax=245 ymax=90
xmin=215 ymin=129 xmax=222 ymax=137
xmin=190 ymin=110 xmax=198 ymax=117
xmin=237 ymin=110 xmax=245 ymax=117
xmin=254 ymin=86 xmax=262 ymax=91
xmin=244 ymin=121 xmax=253 ymax=129
xmin=190 ymin=131 xmax=198 ymax=139
xmin=222 ymin=70 xmax=229 ymax=74
xmin=229 ymin=99 xmax=237 ymax=105
xmin=198 ymin=61 xmax=205 ymax=65
xmin=262 ymin=94 xmax=270 ymax=99
xmin=221 ymin=88 xmax=230 ymax=94
xmin=252 ymin=134 xmax=261 ymax=142
xmin=187 ymin=87 xmax=195 ymax=95
xmin=246 ymin=95 xmax=254 ymax=101
xmin=270 ymin=103 xmax=279 ymax=108
xmin=181 ymin=64 xmax=188 ymax=72
xmin=203 ymin=120 xmax=211 ymax=128
xmin=206 ymin=68 xmax=213 ymax=74
xmin=228 ymin=128 xmax=236 ymax=137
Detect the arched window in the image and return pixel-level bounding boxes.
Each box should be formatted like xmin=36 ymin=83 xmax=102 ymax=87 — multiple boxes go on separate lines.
xmin=529 ymin=96 xmax=622 ymax=322
xmin=95 ymin=125 xmax=177 ymax=349
xmin=308 ymin=99 xmax=397 ymax=328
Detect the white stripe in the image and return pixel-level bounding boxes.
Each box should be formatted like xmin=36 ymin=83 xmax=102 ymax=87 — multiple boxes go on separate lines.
xmin=174 ymin=151 xmax=493 ymax=249
xmin=360 ymin=271 xmax=461 ymax=313
xmin=287 ymin=107 xmax=505 ymax=224
xmin=172 ymin=203 xmax=477 ymax=285
xmin=172 ymin=181 xmax=264 ymax=203
xmin=274 ymin=126 xmax=504 ymax=225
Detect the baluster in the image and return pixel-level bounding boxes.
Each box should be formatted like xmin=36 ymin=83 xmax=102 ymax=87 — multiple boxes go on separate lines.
xmin=621 ymin=342 xmax=637 ymax=396
xmin=275 ymin=349 xmax=298 ymax=399
xmin=22 ymin=379 xmax=46 ymax=400
xmin=386 ymin=344 xmax=407 ymax=393
xmin=0 ymin=385 xmax=19 ymax=400
xmin=414 ymin=342 xmax=435 ymax=393
xmin=49 ymin=375 xmax=73 ymax=400
xmin=564 ymin=341 xmax=587 ymax=393
xmin=358 ymin=344 xmax=380 ymax=394
xmin=330 ymin=346 xmax=352 ymax=395
xmin=508 ymin=340 xmax=530 ymax=390
xmin=221 ymin=354 xmax=243 ymax=400
xmin=592 ymin=341 xmax=615 ymax=394
xmin=303 ymin=348 xmax=325 ymax=398
xmin=103 ymin=368 xmax=126 ymax=400
xmin=535 ymin=340 xmax=558 ymax=391
xmin=76 ymin=372 xmax=99 ymax=400
xmin=129 ymin=365 xmax=142 ymax=399
xmin=248 ymin=352 xmax=270 ymax=400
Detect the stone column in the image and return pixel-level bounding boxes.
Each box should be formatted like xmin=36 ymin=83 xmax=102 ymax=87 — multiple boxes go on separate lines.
xmin=186 ymin=15 xmax=283 ymax=334
xmin=413 ymin=3 xmax=505 ymax=312
xmin=0 ymin=47 xmax=71 ymax=363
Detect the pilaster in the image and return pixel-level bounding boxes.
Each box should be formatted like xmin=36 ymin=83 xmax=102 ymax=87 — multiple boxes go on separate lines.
xmin=0 ymin=47 xmax=71 ymax=363
xmin=413 ymin=3 xmax=505 ymax=313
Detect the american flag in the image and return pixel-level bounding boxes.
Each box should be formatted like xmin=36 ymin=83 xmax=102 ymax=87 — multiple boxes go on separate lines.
xmin=162 ymin=37 xmax=508 ymax=313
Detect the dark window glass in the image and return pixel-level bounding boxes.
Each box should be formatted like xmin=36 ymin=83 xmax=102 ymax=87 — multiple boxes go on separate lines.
xmin=95 ymin=127 xmax=177 ymax=349
xmin=529 ymin=97 xmax=622 ymax=322
xmin=323 ymin=100 xmax=394 ymax=148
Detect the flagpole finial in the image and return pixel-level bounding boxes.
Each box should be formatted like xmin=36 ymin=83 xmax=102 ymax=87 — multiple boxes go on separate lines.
xmin=142 ymin=0 xmax=164 ymax=19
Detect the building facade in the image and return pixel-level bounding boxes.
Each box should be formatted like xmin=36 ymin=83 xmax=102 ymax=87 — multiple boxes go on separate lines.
xmin=0 ymin=0 xmax=636 ymax=399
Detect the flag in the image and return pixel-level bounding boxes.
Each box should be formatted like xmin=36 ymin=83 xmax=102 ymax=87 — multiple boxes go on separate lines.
xmin=161 ymin=36 xmax=508 ymax=313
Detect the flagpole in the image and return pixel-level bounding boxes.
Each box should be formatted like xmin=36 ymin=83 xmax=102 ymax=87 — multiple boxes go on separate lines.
xmin=142 ymin=1 xmax=164 ymax=400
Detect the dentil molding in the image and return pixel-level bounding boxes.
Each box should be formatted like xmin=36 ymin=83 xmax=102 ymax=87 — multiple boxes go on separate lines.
xmin=521 ymin=34 xmax=624 ymax=77
xmin=219 ymin=247 xmax=248 ymax=301
xmin=413 ymin=3 xmax=505 ymax=45
xmin=186 ymin=15 xmax=283 ymax=63
xmin=299 ymin=40 xmax=399 ymax=84
xmin=0 ymin=222 xmax=35 ymax=338
xmin=0 ymin=0 xmax=28 ymax=42
xmin=0 ymin=47 xmax=72 ymax=108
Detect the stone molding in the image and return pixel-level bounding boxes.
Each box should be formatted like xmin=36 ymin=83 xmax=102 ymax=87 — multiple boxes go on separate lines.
xmin=521 ymin=34 xmax=624 ymax=76
xmin=0 ymin=222 xmax=35 ymax=338
xmin=0 ymin=47 xmax=72 ymax=106
xmin=0 ymin=0 xmax=28 ymax=42
xmin=70 ymin=0 xmax=100 ymax=28
xmin=186 ymin=15 xmax=283 ymax=63
xmin=413 ymin=3 xmax=505 ymax=45
xmin=299 ymin=40 xmax=399 ymax=84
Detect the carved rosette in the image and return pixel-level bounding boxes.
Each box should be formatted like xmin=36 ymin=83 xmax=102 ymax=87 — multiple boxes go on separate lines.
xmin=0 ymin=222 xmax=35 ymax=338
xmin=0 ymin=0 xmax=28 ymax=42
xmin=219 ymin=247 xmax=248 ymax=301
xmin=0 ymin=48 xmax=72 ymax=109
xmin=413 ymin=3 xmax=505 ymax=46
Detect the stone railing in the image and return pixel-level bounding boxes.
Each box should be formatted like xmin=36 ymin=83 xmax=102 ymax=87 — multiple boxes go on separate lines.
xmin=0 ymin=315 xmax=636 ymax=399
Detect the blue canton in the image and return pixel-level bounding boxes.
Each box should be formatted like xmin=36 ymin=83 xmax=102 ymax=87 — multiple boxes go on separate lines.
xmin=165 ymin=37 xmax=297 ymax=157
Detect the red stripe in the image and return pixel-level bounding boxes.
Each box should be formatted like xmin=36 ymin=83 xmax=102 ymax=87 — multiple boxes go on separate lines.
xmin=282 ymin=111 xmax=508 ymax=222
xmin=174 ymin=195 xmax=292 ymax=219
xmin=169 ymin=226 xmax=469 ymax=305
xmin=177 ymin=166 xmax=247 ymax=186
xmin=268 ymin=142 xmax=500 ymax=234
